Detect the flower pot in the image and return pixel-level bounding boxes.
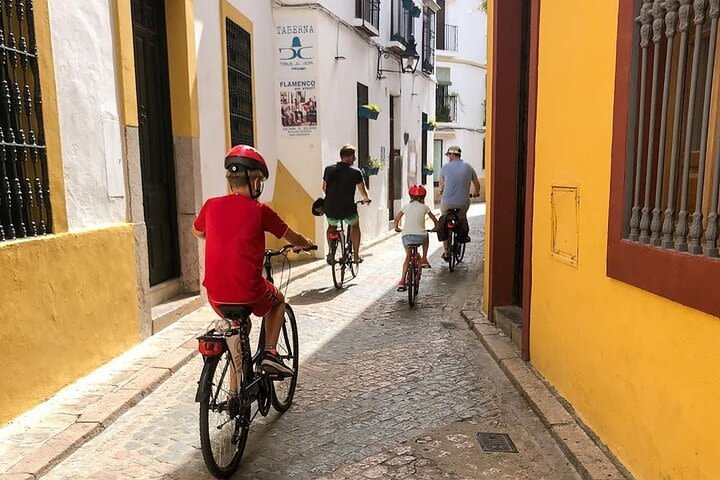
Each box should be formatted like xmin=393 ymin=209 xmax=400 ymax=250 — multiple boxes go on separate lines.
xmin=410 ymin=5 xmax=421 ymax=17
xmin=422 ymin=167 xmax=434 ymax=176
xmin=358 ymin=106 xmax=380 ymax=120
xmin=402 ymin=0 xmax=414 ymax=9
xmin=363 ymin=167 xmax=380 ymax=176
xmin=423 ymin=123 xmax=436 ymax=131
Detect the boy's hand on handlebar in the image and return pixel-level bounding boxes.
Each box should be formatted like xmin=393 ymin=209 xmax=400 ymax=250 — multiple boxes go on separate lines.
xmin=361 ymin=198 xmax=372 ymax=205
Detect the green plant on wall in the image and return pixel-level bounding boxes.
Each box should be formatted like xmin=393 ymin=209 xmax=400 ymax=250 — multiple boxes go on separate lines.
xmin=437 ymin=104 xmax=451 ymax=122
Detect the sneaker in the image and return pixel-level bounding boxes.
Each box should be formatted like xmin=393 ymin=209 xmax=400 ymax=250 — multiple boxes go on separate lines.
xmin=461 ymin=236 xmax=471 ymax=244
xmin=397 ymin=281 xmax=407 ymax=292
xmin=261 ymin=351 xmax=293 ymax=377
xmin=420 ymin=259 xmax=431 ymax=269
xmin=326 ymin=254 xmax=333 ymax=265
xmin=441 ymin=252 xmax=450 ymax=262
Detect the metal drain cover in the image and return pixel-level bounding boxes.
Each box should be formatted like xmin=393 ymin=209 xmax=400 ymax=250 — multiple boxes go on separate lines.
xmin=476 ymin=432 xmax=518 ymax=453
xmin=440 ymin=321 xmax=457 ymax=330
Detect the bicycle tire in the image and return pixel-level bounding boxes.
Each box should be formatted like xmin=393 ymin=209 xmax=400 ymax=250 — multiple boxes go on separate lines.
xmin=199 ymin=352 xmax=249 ymax=479
xmin=347 ymin=226 xmax=358 ymax=278
xmin=448 ymin=232 xmax=457 ymax=272
xmin=458 ymin=241 xmax=466 ymax=263
xmin=330 ymin=239 xmax=345 ymax=289
xmin=271 ymin=305 xmax=300 ymax=412
xmin=407 ymin=263 xmax=416 ymax=307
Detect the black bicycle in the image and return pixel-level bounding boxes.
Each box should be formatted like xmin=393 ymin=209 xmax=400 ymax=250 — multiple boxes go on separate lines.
xmin=195 ymin=244 xmax=317 ymax=478
xmin=445 ymin=209 xmax=466 ymax=272
xmin=404 ymin=230 xmax=436 ymax=307
xmin=328 ymin=200 xmax=369 ymax=289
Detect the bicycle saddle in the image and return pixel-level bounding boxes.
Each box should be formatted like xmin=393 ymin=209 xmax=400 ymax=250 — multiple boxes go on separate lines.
xmin=216 ymin=304 xmax=253 ymax=319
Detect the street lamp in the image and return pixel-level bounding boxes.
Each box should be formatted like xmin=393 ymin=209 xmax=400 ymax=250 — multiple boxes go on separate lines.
xmin=376 ymin=35 xmax=421 ymax=79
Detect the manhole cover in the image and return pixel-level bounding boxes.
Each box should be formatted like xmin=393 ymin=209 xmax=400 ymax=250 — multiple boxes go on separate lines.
xmin=476 ymin=432 xmax=518 ymax=453
xmin=440 ymin=321 xmax=457 ymax=330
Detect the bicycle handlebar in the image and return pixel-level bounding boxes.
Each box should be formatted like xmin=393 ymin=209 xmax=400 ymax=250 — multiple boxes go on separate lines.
xmin=266 ymin=244 xmax=318 ymax=257
xmin=356 ymin=200 xmax=372 ymax=205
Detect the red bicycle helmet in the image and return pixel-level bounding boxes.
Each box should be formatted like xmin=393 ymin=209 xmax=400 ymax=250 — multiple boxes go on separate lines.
xmin=224 ymin=145 xmax=269 ymax=179
xmin=408 ymin=185 xmax=427 ymax=197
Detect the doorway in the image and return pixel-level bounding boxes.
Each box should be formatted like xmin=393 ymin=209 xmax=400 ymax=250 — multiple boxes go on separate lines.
xmin=131 ymin=0 xmax=180 ymax=287
xmin=388 ymin=96 xmax=397 ymax=220
xmin=487 ymin=0 xmax=538 ymax=360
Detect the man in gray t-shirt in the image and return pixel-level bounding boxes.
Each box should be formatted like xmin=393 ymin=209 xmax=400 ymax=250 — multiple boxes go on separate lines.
xmin=439 ymin=146 xmax=481 ymax=258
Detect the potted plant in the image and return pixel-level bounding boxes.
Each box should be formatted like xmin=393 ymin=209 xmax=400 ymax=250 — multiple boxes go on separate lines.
xmin=358 ymin=104 xmax=381 ymax=120
xmin=410 ymin=4 xmax=421 ymax=17
xmin=436 ymin=104 xmax=451 ymax=123
xmin=423 ymin=119 xmax=437 ymax=131
xmin=422 ymin=164 xmax=435 ymax=176
xmin=363 ymin=157 xmax=384 ymax=176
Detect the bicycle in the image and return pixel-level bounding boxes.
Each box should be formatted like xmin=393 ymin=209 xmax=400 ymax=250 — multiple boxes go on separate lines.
xmin=328 ymin=200 xmax=369 ymax=289
xmin=404 ymin=229 xmax=436 ymax=308
xmin=195 ymin=244 xmax=317 ymax=479
xmin=444 ymin=209 xmax=467 ymax=272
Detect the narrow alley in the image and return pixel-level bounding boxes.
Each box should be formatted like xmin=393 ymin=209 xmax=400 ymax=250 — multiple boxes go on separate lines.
xmin=38 ymin=206 xmax=580 ymax=479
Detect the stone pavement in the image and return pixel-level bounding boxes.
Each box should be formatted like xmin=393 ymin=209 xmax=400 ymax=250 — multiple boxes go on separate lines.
xmin=20 ymin=205 xmax=581 ymax=479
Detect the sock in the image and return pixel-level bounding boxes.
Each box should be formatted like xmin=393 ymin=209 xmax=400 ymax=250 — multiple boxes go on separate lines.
xmin=265 ymin=344 xmax=277 ymax=355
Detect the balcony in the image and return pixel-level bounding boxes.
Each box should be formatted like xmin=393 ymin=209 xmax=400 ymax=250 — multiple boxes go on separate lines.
xmin=436 ymin=92 xmax=457 ymax=123
xmin=353 ymin=0 xmax=380 ymax=36
xmin=437 ymin=24 xmax=458 ymax=52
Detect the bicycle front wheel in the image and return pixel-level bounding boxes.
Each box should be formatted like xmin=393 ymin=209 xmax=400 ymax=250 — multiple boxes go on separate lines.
xmin=272 ymin=305 xmax=300 ymax=412
xmin=458 ymin=241 xmax=466 ymax=263
xmin=347 ymin=227 xmax=358 ymax=278
xmin=330 ymin=239 xmax=345 ymax=289
xmin=407 ymin=263 xmax=416 ymax=307
xmin=199 ymin=352 xmax=249 ymax=478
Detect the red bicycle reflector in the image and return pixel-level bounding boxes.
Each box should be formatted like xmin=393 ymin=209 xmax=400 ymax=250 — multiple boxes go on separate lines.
xmin=329 ymin=232 xmax=340 ymax=239
xmin=198 ymin=340 xmax=224 ymax=357
xmin=447 ymin=223 xmax=456 ymax=229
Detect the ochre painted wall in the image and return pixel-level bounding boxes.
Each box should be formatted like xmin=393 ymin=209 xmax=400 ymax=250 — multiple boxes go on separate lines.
xmin=266 ymin=159 xmax=316 ymax=252
xmin=482 ymin=0 xmax=494 ymax=315
xmin=0 ymin=226 xmax=140 ymax=425
xmin=530 ymin=2 xmax=720 ymax=479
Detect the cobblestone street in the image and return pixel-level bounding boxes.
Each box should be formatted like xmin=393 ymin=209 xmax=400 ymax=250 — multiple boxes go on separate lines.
xmin=42 ymin=205 xmax=580 ymax=480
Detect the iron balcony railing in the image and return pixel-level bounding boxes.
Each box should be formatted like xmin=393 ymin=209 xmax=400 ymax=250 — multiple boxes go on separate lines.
xmin=355 ymin=0 xmax=380 ymax=32
xmin=436 ymin=91 xmax=457 ymax=123
xmin=438 ymin=24 xmax=458 ymax=51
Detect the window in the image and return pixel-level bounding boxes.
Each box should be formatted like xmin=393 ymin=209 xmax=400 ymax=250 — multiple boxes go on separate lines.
xmin=608 ymin=0 xmax=720 ymax=317
xmin=422 ymin=7 xmax=436 ymax=74
xmin=0 ymin=1 xmax=52 ymax=241
xmin=422 ymin=112 xmax=428 ymax=184
xmin=355 ymin=0 xmax=380 ymax=33
xmin=357 ymin=83 xmax=370 ymax=182
xmin=436 ymin=84 xmax=457 ymax=122
xmin=226 ymin=19 xmax=254 ymax=147
xmin=433 ymin=139 xmax=443 ymax=185
xmin=391 ymin=0 xmax=413 ymax=45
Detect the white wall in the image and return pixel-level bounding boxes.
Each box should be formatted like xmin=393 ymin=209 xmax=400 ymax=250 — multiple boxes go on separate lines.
xmin=49 ymin=0 xmax=126 ymax=231
xmin=435 ymin=0 xmax=486 ymax=177
xmin=194 ymin=0 xmax=279 ymax=202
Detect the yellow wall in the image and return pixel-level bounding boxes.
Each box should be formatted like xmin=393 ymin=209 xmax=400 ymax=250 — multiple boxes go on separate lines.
xmin=482 ymin=0 xmax=494 ymax=315
xmin=266 ymin=160 xmax=316 ymax=251
xmin=166 ymin=0 xmax=200 ymax=138
xmin=0 ymin=226 xmax=139 ymax=425
xmin=530 ymin=2 xmax=720 ymax=479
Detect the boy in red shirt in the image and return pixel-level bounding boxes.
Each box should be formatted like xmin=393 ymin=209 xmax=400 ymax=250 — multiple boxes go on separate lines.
xmin=192 ymin=145 xmax=314 ymax=376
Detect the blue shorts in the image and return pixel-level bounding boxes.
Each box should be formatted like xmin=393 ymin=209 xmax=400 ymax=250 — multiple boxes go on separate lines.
xmin=402 ymin=234 xmax=427 ymax=248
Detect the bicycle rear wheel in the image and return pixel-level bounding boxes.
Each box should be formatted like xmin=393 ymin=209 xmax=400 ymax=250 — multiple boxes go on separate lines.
xmin=330 ymin=239 xmax=345 ymax=289
xmin=458 ymin=242 xmax=466 ymax=263
xmin=271 ymin=305 xmax=299 ymax=412
xmin=199 ymin=352 xmax=249 ymax=478
xmin=448 ymin=232 xmax=457 ymax=272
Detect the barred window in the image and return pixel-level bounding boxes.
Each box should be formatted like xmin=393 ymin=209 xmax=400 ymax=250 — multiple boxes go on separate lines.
xmin=422 ymin=7 xmax=436 ymax=74
xmin=0 ymin=0 xmax=52 ymax=241
xmin=226 ymin=19 xmax=254 ymax=147
xmin=625 ymin=0 xmax=720 ymax=257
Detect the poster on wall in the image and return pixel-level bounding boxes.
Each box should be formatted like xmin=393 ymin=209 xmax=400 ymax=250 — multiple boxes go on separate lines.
xmin=276 ymin=21 xmax=319 ymax=137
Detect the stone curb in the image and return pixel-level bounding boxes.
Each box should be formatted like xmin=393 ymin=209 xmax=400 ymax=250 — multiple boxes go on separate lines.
xmin=459 ymin=308 xmax=633 ymax=480
xmin=2 ymin=228 xmax=403 ymax=480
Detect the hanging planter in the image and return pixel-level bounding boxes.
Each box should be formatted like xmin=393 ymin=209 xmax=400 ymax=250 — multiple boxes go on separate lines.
xmin=358 ymin=104 xmax=381 ymax=120
xmin=422 ymin=165 xmax=435 ymax=176
xmin=402 ymin=0 xmax=414 ymax=9
xmin=423 ymin=119 xmax=437 ymax=131
xmin=363 ymin=157 xmax=385 ymax=176
xmin=410 ymin=5 xmax=422 ymax=17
